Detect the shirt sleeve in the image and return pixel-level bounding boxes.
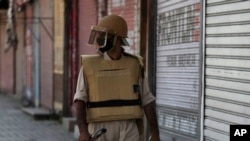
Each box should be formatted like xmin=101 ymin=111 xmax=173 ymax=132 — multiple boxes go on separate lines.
xmin=73 ymin=67 xmax=88 ymax=103
xmin=141 ymin=76 xmax=155 ymax=107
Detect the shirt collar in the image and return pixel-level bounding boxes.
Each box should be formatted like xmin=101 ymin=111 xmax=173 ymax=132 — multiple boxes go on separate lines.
xmin=103 ymin=52 xmax=124 ymax=60
xmin=103 ymin=52 xmax=112 ymax=60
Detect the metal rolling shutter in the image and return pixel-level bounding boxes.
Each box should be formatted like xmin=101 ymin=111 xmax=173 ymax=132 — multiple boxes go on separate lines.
xmin=204 ymin=0 xmax=250 ymax=141
xmin=156 ymin=0 xmax=202 ymax=140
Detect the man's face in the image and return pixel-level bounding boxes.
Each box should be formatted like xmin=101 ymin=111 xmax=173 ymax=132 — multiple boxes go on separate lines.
xmin=97 ymin=34 xmax=115 ymax=53
xmin=96 ymin=32 xmax=107 ymax=47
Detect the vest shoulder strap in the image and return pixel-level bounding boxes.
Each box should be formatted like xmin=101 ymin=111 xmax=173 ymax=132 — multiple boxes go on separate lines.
xmin=81 ymin=54 xmax=101 ymax=64
xmin=123 ymin=52 xmax=144 ymax=67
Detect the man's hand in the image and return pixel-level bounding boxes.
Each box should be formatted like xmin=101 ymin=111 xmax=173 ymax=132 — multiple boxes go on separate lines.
xmin=78 ymin=131 xmax=92 ymax=141
xmin=75 ymin=100 xmax=92 ymax=141
xmin=149 ymin=132 xmax=160 ymax=141
xmin=144 ymin=101 xmax=160 ymax=141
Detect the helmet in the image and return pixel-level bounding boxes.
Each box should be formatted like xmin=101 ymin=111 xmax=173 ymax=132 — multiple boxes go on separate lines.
xmin=88 ymin=15 xmax=129 ymax=48
xmin=97 ymin=14 xmax=128 ymax=38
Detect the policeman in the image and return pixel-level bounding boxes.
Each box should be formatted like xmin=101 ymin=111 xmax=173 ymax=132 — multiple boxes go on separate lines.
xmin=74 ymin=14 xmax=160 ymax=141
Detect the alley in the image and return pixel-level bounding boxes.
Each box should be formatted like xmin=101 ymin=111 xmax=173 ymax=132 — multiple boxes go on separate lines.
xmin=0 ymin=94 xmax=75 ymax=141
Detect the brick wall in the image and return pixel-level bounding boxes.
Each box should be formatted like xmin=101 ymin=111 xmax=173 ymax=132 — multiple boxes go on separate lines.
xmin=78 ymin=0 xmax=97 ymax=56
xmin=107 ymin=0 xmax=139 ymax=54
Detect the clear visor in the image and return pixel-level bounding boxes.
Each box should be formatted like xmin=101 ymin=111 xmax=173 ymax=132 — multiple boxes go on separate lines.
xmin=121 ymin=38 xmax=129 ymax=46
xmin=88 ymin=29 xmax=108 ymax=48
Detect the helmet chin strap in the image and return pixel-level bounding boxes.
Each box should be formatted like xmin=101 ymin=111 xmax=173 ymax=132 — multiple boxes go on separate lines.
xmin=99 ymin=35 xmax=119 ymax=53
xmin=108 ymin=36 xmax=118 ymax=52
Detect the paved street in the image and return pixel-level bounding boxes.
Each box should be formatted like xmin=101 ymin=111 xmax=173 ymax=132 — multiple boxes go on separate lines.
xmin=0 ymin=94 xmax=75 ymax=141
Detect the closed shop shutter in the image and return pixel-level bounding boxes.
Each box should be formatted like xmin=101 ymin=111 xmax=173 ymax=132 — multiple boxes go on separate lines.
xmin=204 ymin=0 xmax=250 ymax=140
xmin=156 ymin=0 xmax=202 ymax=140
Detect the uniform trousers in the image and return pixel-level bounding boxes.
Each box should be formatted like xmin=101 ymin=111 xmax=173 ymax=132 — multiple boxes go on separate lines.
xmin=88 ymin=120 xmax=140 ymax=141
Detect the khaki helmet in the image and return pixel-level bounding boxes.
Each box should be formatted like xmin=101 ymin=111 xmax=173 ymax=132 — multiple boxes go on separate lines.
xmin=97 ymin=14 xmax=128 ymax=37
xmin=88 ymin=15 xmax=129 ymax=48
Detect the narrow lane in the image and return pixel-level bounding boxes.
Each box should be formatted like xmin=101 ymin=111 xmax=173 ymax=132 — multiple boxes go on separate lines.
xmin=0 ymin=94 xmax=75 ymax=141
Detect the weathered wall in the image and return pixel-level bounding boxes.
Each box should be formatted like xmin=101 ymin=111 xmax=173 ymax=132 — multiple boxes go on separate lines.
xmin=107 ymin=0 xmax=140 ymax=54
xmin=15 ymin=11 xmax=25 ymax=97
xmin=0 ymin=10 xmax=14 ymax=94
xmin=40 ymin=0 xmax=53 ymax=109
xmin=24 ymin=4 xmax=34 ymax=105
xmin=78 ymin=0 xmax=97 ymax=55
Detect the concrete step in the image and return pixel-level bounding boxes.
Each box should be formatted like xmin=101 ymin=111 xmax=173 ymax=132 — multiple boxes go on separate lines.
xmin=22 ymin=107 xmax=52 ymax=120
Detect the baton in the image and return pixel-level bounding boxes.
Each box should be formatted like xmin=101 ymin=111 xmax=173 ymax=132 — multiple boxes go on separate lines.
xmin=91 ymin=128 xmax=107 ymax=141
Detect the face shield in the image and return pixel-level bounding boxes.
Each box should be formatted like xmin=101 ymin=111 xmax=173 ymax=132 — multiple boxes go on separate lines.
xmin=88 ymin=26 xmax=129 ymax=48
xmin=88 ymin=26 xmax=114 ymax=48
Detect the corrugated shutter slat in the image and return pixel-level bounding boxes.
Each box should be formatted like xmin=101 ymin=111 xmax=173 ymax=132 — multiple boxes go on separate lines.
xmin=204 ymin=0 xmax=250 ymax=140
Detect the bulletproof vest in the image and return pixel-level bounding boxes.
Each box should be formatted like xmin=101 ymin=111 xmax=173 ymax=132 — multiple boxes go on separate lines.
xmin=81 ymin=53 xmax=143 ymax=122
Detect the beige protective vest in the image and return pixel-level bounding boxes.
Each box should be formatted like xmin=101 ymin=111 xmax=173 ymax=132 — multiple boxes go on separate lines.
xmin=81 ymin=53 xmax=144 ymax=122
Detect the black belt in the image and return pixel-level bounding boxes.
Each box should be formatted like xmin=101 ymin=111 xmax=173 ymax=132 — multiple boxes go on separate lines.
xmin=87 ymin=99 xmax=141 ymax=108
